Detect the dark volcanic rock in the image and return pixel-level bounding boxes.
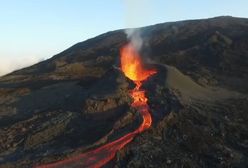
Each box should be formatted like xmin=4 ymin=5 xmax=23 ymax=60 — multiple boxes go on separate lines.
xmin=0 ymin=16 xmax=248 ymax=168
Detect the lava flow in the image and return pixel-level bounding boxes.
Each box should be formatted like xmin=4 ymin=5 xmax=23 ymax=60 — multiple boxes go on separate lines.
xmin=35 ymin=43 xmax=156 ymax=168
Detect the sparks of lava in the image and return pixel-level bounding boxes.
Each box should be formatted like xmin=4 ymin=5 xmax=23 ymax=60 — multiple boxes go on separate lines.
xmin=35 ymin=43 xmax=156 ymax=168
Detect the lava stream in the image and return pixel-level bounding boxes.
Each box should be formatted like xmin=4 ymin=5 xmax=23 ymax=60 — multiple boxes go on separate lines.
xmin=35 ymin=43 xmax=156 ymax=168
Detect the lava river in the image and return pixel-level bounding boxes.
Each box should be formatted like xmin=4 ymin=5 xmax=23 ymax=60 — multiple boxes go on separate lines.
xmin=36 ymin=43 xmax=157 ymax=168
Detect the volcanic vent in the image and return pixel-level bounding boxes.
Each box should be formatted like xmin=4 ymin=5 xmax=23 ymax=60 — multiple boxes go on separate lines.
xmin=35 ymin=43 xmax=157 ymax=168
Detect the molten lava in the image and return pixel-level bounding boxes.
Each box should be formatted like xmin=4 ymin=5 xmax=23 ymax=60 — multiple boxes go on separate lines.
xmin=35 ymin=43 xmax=156 ymax=168
xmin=120 ymin=43 xmax=156 ymax=83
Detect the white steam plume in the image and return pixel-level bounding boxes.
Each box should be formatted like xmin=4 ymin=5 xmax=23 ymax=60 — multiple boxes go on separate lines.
xmin=125 ymin=29 xmax=143 ymax=51
xmin=124 ymin=0 xmax=152 ymax=51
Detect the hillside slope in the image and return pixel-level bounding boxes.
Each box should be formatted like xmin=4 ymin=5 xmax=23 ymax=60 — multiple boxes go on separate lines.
xmin=0 ymin=16 xmax=247 ymax=168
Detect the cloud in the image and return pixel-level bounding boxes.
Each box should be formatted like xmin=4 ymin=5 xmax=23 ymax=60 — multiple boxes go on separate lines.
xmin=0 ymin=56 xmax=44 ymax=76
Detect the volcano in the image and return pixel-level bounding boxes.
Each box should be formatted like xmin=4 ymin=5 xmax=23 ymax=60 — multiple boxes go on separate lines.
xmin=0 ymin=16 xmax=248 ymax=168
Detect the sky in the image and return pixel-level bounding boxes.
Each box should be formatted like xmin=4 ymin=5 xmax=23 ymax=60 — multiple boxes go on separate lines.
xmin=0 ymin=0 xmax=248 ymax=76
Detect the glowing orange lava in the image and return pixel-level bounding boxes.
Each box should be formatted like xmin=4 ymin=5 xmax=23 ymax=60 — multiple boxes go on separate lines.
xmin=120 ymin=43 xmax=156 ymax=83
xmin=35 ymin=43 xmax=156 ymax=168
